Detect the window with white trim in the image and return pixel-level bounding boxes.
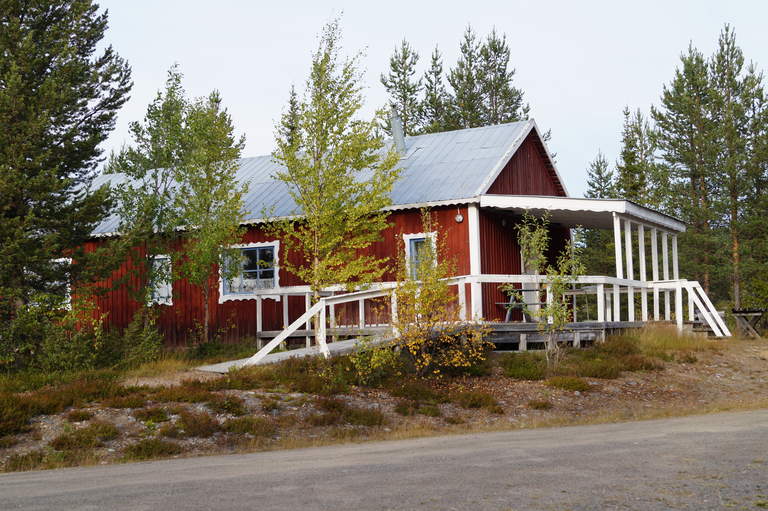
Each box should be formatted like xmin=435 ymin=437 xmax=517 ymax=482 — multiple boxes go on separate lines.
xmin=150 ymin=255 xmax=172 ymax=306
xmin=403 ymin=232 xmax=437 ymax=280
xmin=222 ymin=242 xmax=278 ymax=295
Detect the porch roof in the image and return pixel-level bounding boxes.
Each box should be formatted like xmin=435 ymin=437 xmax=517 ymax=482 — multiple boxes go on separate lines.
xmin=478 ymin=195 xmax=686 ymax=232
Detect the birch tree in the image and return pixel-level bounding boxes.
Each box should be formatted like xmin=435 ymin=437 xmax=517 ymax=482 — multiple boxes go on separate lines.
xmin=270 ymin=19 xmax=400 ymax=301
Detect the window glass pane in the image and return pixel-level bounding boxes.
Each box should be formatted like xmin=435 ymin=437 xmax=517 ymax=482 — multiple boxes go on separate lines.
xmin=409 ymin=238 xmax=427 ymax=279
xmin=225 ymin=245 xmax=276 ymax=294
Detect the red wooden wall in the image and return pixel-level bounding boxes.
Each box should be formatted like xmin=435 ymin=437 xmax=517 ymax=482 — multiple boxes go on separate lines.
xmin=87 ymin=205 xmax=469 ymax=345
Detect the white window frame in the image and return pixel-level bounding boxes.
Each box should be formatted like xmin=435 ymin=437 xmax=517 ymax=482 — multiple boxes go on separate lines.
xmin=149 ymin=254 xmax=173 ymax=306
xmin=403 ymin=232 xmax=437 ymax=280
xmin=219 ymin=240 xmax=280 ymax=303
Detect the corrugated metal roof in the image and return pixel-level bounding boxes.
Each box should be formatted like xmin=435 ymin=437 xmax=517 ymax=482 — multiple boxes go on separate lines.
xmin=92 ymin=120 xmax=533 ymax=235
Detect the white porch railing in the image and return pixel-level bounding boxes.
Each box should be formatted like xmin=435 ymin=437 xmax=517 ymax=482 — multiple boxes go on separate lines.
xmin=241 ymin=273 xmax=729 ymax=367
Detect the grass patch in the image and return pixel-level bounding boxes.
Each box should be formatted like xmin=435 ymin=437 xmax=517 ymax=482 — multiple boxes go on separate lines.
xmin=261 ymin=398 xmax=281 ymax=413
xmin=151 ymin=385 xmax=215 ymax=403
xmin=207 ymin=394 xmax=247 ymax=416
xmin=49 ymin=421 xmax=119 ymax=450
xmin=177 ymin=410 xmax=219 ymax=437
xmin=103 ymin=393 xmax=147 ymax=409
xmin=546 ymin=376 xmax=591 ymax=392
xmin=388 ymin=381 xmax=447 ymax=404
xmin=132 ymin=407 xmax=169 ymax=423
xmin=499 ymin=352 xmax=547 ymax=380
xmin=633 ymin=325 xmax=718 ymax=358
xmin=3 ymin=449 xmax=46 ymax=472
xmin=0 ymin=436 xmax=19 ymax=448
xmin=222 ymin=416 xmax=277 ymax=437
xmin=451 ymin=390 xmax=499 ymax=410
xmin=394 ymin=400 xmax=417 ymax=416
xmin=418 ymin=404 xmax=442 ymax=417
xmin=123 ymin=358 xmax=191 ymax=379
xmin=65 ymin=409 xmax=94 ymax=422
xmin=122 ymin=438 xmax=183 ymax=461
xmin=310 ymin=397 xmax=387 ymax=427
xmin=528 ymin=399 xmax=553 ymax=410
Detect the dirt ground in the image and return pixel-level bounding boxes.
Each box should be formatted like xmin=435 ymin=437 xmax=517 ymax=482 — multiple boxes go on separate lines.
xmin=2 ymin=337 xmax=767 ymax=471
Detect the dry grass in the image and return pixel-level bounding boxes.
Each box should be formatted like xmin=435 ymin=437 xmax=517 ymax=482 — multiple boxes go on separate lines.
xmin=122 ymin=438 xmax=183 ymax=461
xmin=123 ymin=358 xmax=192 ymax=379
xmin=633 ymin=325 xmax=719 ymax=358
xmin=48 ymin=421 xmax=119 ymax=451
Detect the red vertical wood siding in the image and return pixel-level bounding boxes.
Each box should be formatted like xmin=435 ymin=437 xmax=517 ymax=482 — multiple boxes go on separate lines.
xmin=486 ymin=132 xmax=566 ymax=197
xmin=87 ymin=205 xmax=469 ymax=345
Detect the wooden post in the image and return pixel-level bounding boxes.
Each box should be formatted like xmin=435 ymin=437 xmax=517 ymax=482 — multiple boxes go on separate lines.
xmin=304 ymin=292 xmax=311 ymax=348
xmin=624 ymin=219 xmax=634 ymax=322
xmin=519 ymin=333 xmax=527 ymax=351
xmin=358 ymin=298 xmax=365 ymax=329
xmin=545 ymin=284 xmax=553 ymax=324
xmin=256 ymin=296 xmax=263 ymax=350
xmin=468 ymin=204 xmax=483 ymax=320
xmin=329 ymin=299 xmax=337 ymax=342
xmin=613 ymin=213 xmax=624 ymax=279
xmin=687 ymin=288 xmax=695 ymax=322
xmin=573 ymin=331 xmax=581 ymax=348
xmin=316 ymin=302 xmax=329 ymax=358
xmin=458 ymin=282 xmax=467 ymax=321
xmin=281 ymin=294 xmax=289 ymax=350
xmin=606 ymin=289 xmax=612 ymax=322
xmin=597 ymin=284 xmax=605 ymax=323
xmin=638 ymin=224 xmax=648 ymax=322
xmin=662 ymin=232 xmax=671 ymax=321
xmin=613 ymin=284 xmax=621 ymax=322
xmin=651 ymin=227 xmax=660 ymax=321
xmin=675 ymin=282 xmax=684 ymax=331
xmin=672 ymin=234 xmax=679 ymax=280
xmin=390 ymin=291 xmax=399 ymax=337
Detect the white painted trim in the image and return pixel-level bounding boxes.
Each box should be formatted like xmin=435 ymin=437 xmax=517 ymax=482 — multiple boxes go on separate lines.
xmin=149 ymin=254 xmax=173 ymax=306
xmin=403 ymin=231 xmax=437 ymax=279
xmin=468 ymin=204 xmax=483 ymax=320
xmin=219 ymin=240 xmax=281 ymax=303
xmin=613 ymin=213 xmax=623 ymax=279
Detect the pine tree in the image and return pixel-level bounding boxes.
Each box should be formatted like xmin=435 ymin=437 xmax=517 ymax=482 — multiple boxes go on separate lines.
xmin=652 ymin=44 xmax=720 ymax=293
xmin=174 ymin=91 xmax=246 ymax=343
xmin=381 ymin=39 xmax=422 ymax=136
xmin=708 ymin=25 xmax=765 ymax=308
xmin=107 ymin=66 xmax=187 ymax=307
xmin=478 ymin=29 xmax=528 ymax=124
xmin=447 ymin=26 xmax=484 ymax=129
xmin=0 ymin=1 xmax=132 ymax=317
xmin=419 ymin=46 xmax=450 ymax=134
xmin=585 ymin=151 xmax=615 ymax=199
xmin=270 ymin=19 xmax=401 ymax=302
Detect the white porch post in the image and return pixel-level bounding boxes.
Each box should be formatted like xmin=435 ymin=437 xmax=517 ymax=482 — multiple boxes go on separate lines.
xmin=675 ymin=282 xmax=684 ymax=331
xmin=662 ymin=232 xmax=671 ymax=321
xmin=457 ymin=282 xmax=467 ymax=321
xmin=624 ymin=219 xmax=635 ymax=322
xmin=672 ymin=234 xmax=680 ymax=280
xmin=304 ymin=292 xmax=311 ymax=348
xmin=256 ymin=296 xmax=263 ymax=349
xmin=606 ymin=289 xmax=612 ymax=322
xmin=468 ymin=204 xmax=483 ymax=320
xmin=358 ymin=298 xmax=365 ymax=329
xmin=687 ymin=288 xmax=695 ymax=322
xmin=597 ymin=284 xmax=605 ymax=323
xmin=638 ymin=224 xmax=648 ymax=321
xmin=612 ymin=213 xmax=623 ymax=322
xmin=651 ymin=227 xmax=660 ymax=321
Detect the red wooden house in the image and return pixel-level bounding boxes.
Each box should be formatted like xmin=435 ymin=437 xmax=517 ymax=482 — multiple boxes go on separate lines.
xmin=88 ymin=119 xmax=729 ymax=355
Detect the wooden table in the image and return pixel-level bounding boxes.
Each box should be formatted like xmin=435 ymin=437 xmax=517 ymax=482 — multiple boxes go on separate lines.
xmin=732 ymin=309 xmax=766 ymax=338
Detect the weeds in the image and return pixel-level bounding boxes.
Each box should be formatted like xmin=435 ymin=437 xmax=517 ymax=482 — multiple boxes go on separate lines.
xmin=132 ymin=407 xmax=169 ymax=423
xmin=547 ymin=376 xmax=591 ymax=392
xmin=528 ymin=399 xmax=554 ymax=410
xmin=177 ymin=410 xmax=219 ymax=437
xmin=499 ymin=352 xmax=547 ymax=380
xmin=207 ymin=394 xmax=247 ymax=416
xmin=122 ymin=438 xmax=183 ymax=461
xmin=221 ymin=417 xmax=276 ymax=437
xmin=388 ymin=381 xmax=447 ymax=404
xmin=65 ymin=409 xmax=94 ymax=422
xmin=103 ymin=394 xmax=146 ymax=409
xmin=49 ymin=421 xmax=119 ymax=450
xmin=451 ymin=390 xmax=499 ymax=410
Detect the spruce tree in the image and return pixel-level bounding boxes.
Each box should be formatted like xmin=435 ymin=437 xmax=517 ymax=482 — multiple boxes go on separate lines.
xmin=615 ymin=107 xmax=661 ymax=206
xmin=381 ymin=39 xmax=422 ymax=136
xmin=0 ymin=1 xmax=132 ymax=315
xmin=585 ymin=151 xmax=615 ymax=198
xmin=478 ymin=29 xmax=528 ymax=124
xmin=447 ymin=26 xmax=484 ymax=129
xmin=582 ymin=152 xmax=617 ymax=277
xmin=419 ymin=46 xmax=450 ymax=134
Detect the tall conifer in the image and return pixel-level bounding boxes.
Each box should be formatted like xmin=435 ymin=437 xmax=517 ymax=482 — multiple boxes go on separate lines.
xmin=381 ymin=39 xmax=422 ymax=136
xmin=478 ymin=29 xmax=528 ymax=124
xmin=447 ymin=26 xmax=484 ymax=129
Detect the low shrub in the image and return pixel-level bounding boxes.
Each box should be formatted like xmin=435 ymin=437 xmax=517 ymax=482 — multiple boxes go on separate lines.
xmin=444 ymin=415 xmax=465 ymax=425
xmin=394 ymin=400 xmax=417 ymax=416
xmin=65 ymin=409 xmax=94 ymax=422
xmin=0 ymin=436 xmax=18 ymax=449
xmin=418 ymin=404 xmax=442 ymax=417
xmin=309 ymin=398 xmax=386 ymax=427
xmin=344 ymin=406 xmax=386 ymax=427
xmin=307 ymin=412 xmax=341 ymax=426
xmin=261 ymin=398 xmax=281 ymax=413
xmin=0 ymin=393 xmax=34 ymax=437
xmin=388 ymin=381 xmax=447 ymax=404
xmin=187 ymin=338 xmax=259 ymax=362
xmin=120 ymin=309 xmax=163 ymax=369
xmin=132 ymin=407 xmax=169 ymax=423
xmin=527 ymin=399 xmax=553 ymax=410
xmin=159 ymin=423 xmax=182 ymax=438
xmin=451 ymin=390 xmax=498 ymax=410
xmin=49 ymin=421 xmax=119 ymax=450
xmin=499 ymin=352 xmax=547 ymax=380
xmin=3 ymin=449 xmax=46 ymax=472
xmin=349 ymin=340 xmax=402 ymax=386
xmin=177 ymin=410 xmax=219 ymax=437
xmin=122 ymin=438 xmax=183 ymax=461
xmin=315 ymin=397 xmax=348 ymax=414
xmin=207 ymin=395 xmax=247 ymax=416
xmin=546 ymin=376 xmax=591 ymax=392
xmin=222 ymin=417 xmax=277 ymax=437
xmin=103 ymin=394 xmax=146 ymax=409
xmin=152 ymin=386 xmax=215 ymax=403
xmin=563 ymin=357 xmax=622 ymax=379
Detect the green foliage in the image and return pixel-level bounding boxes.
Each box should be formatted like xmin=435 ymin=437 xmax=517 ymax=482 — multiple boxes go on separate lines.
xmin=49 ymin=421 xmax=119 ymax=451
xmin=349 ymin=340 xmax=402 ymax=386
xmin=122 ymin=438 xmax=182 ymax=461
xmin=388 ymin=381 xmax=448 ymax=404
xmin=270 ymin=18 xmax=401 ymax=300
xmin=0 ymin=0 xmax=131 ymax=314
xmin=499 ymin=352 xmax=547 ymax=380
xmin=121 ymin=309 xmax=163 ymax=368
xmin=221 ymin=416 xmax=276 ymax=437
xmin=65 ymin=410 xmax=94 ymax=422
xmin=546 ymin=376 xmax=591 ymax=392
xmin=381 ymin=39 xmax=422 ymax=135
xmin=207 ymin=395 xmax=247 ymax=416
xmin=132 ymin=407 xmax=169 ymax=423
xmin=419 ymin=47 xmax=450 ymax=134
xmin=447 ymin=26 xmax=483 ymax=128
xmin=177 ymin=410 xmax=219 ymax=438
xmin=478 ymin=29 xmax=528 ymax=125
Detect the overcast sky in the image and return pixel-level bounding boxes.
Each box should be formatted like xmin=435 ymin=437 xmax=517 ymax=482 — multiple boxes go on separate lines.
xmin=98 ymin=0 xmax=767 ymax=197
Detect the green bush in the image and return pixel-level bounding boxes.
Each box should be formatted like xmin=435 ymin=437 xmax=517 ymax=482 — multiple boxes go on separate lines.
xmin=49 ymin=421 xmax=119 ymax=450
xmin=546 ymin=376 xmax=591 ymax=392
xmin=418 ymin=404 xmax=441 ymax=417
xmin=388 ymin=381 xmax=447 ymax=404
xmin=122 ymin=438 xmax=182 ymax=460
xmin=177 ymin=410 xmax=219 ymax=437
xmin=207 ymin=395 xmax=247 ymax=416
xmin=499 ymin=352 xmax=547 ymax=380
xmin=65 ymin=410 xmax=94 ymax=422
xmin=451 ymin=390 xmax=499 ymax=410
xmin=349 ymin=340 xmax=402 ymax=386
xmin=221 ymin=416 xmax=276 ymax=437
xmin=394 ymin=400 xmax=417 ymax=416
xmin=132 ymin=407 xmax=169 ymax=423
xmin=121 ymin=309 xmax=163 ymax=368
